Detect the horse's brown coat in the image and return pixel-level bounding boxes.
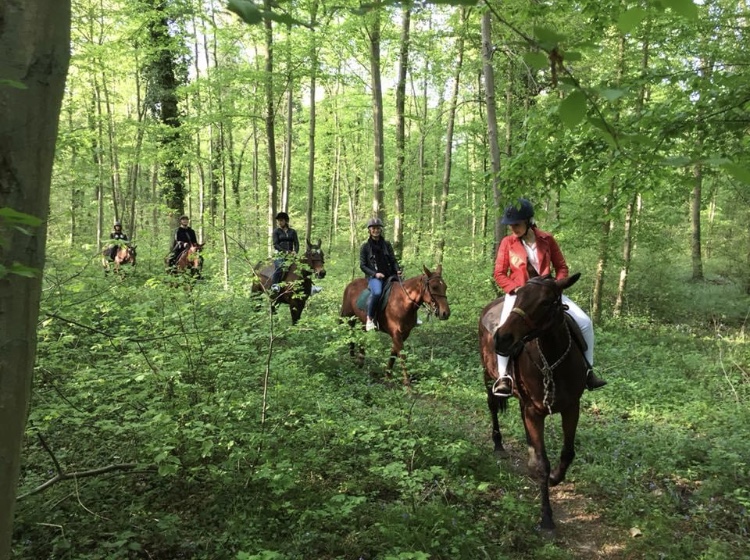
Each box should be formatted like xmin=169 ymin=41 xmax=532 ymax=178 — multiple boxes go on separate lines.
xmin=478 ymin=273 xmax=587 ymax=532
xmin=340 ymin=265 xmax=450 ymax=385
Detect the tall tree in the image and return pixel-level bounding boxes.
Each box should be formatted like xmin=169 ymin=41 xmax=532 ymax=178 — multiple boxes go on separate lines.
xmin=264 ymin=0 xmax=280 ymax=246
xmin=393 ymin=5 xmax=411 ymax=256
xmin=367 ymin=3 xmax=385 ymax=219
xmin=0 ymin=1 xmax=71 ymax=555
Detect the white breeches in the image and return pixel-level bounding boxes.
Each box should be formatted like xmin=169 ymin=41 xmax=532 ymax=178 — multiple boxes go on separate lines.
xmin=496 ymin=294 xmax=594 ymax=377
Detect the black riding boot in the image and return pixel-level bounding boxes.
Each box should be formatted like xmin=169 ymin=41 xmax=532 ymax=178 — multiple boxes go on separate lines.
xmin=585 ymin=368 xmax=607 ymax=390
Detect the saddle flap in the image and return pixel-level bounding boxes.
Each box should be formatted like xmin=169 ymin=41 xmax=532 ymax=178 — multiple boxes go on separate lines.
xmin=356 ymin=279 xmax=395 ymax=313
xmin=481 ymin=297 xmax=505 ymax=335
xmin=565 ymin=313 xmax=588 ymax=352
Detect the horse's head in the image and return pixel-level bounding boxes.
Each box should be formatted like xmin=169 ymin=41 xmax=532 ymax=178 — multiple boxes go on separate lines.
xmin=301 ymin=238 xmax=326 ymax=279
xmin=126 ymin=245 xmax=137 ymax=265
xmin=421 ymin=264 xmax=450 ymax=320
xmin=494 ymin=273 xmax=580 ymax=357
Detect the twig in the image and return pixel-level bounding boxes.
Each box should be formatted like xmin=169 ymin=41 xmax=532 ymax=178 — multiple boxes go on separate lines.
xmin=17 ymin=463 xmax=153 ymax=501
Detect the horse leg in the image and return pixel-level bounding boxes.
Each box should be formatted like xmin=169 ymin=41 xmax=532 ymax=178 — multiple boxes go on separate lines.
xmin=388 ymin=336 xmax=408 ymax=385
xmin=487 ymin=391 xmax=507 ymax=456
xmin=522 ymin=406 xmax=554 ymax=532
xmin=550 ymin=401 xmax=580 ymax=487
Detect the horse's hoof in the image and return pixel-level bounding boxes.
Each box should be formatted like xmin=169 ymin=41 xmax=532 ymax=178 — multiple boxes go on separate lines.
xmin=493 ymin=447 xmax=509 ymax=459
xmin=536 ymin=524 xmax=556 ymax=539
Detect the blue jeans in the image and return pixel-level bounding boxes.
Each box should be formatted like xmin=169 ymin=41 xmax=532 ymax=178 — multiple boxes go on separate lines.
xmin=366 ymin=277 xmax=384 ymax=319
xmin=271 ymin=258 xmax=285 ymax=284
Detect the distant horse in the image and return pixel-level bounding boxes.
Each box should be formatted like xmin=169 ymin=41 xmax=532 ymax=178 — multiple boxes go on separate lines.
xmin=102 ymin=244 xmax=136 ymax=273
xmin=166 ymin=243 xmax=204 ymax=279
xmin=252 ymin=239 xmax=326 ymax=325
xmin=340 ymin=265 xmax=450 ymax=385
xmin=478 ymin=273 xmax=587 ymax=533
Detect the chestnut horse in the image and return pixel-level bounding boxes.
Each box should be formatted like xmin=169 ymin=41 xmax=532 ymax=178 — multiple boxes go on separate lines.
xmin=166 ymin=243 xmax=204 ymax=278
xmin=340 ymin=265 xmax=450 ymax=385
xmin=252 ymin=239 xmax=326 ymax=325
xmin=102 ymin=244 xmax=136 ymax=273
xmin=479 ymin=273 xmax=588 ymax=532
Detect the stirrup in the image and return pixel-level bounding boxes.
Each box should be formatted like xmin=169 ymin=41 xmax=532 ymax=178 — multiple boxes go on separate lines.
xmin=491 ymin=376 xmax=513 ymax=397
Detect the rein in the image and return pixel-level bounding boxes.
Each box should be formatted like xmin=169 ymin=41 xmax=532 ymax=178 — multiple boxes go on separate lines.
xmin=397 ymin=274 xmax=446 ymax=316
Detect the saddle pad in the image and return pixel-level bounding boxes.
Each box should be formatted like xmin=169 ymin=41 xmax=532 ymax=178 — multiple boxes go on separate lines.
xmin=258 ymin=263 xmax=275 ymax=278
xmin=356 ymin=280 xmax=394 ymax=312
xmin=481 ymin=297 xmax=505 ymax=334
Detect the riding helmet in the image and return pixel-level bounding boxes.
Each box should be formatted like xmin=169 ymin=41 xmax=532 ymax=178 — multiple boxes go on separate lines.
xmin=366 ymin=217 xmax=384 ymax=229
xmin=501 ymin=198 xmax=535 ymax=225
xmin=275 ymin=211 xmax=289 ymax=221
xmin=113 ymin=220 xmax=122 ymax=227
xmin=179 ymin=214 xmax=190 ymax=221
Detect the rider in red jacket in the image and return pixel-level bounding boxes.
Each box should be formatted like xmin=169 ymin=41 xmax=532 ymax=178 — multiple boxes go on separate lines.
xmin=492 ymin=198 xmax=607 ymax=397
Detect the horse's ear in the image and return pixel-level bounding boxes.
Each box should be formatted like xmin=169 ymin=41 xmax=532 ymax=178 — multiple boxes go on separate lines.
xmin=317 ymin=238 xmax=322 ymax=248
xmin=422 ymin=265 xmax=431 ymax=276
xmin=306 ymin=238 xmax=312 ymax=248
xmin=435 ymin=264 xmax=442 ymax=275
xmin=557 ymin=273 xmax=581 ymax=291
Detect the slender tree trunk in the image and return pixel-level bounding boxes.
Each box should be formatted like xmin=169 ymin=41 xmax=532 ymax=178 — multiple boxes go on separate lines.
xmin=264 ymin=0 xmax=279 ymax=251
xmin=282 ymin=23 xmax=293 ymax=214
xmin=691 ymin=160 xmax=704 ymax=281
xmin=367 ymin=5 xmax=385 ymax=219
xmin=306 ymin=0 xmax=319 ymax=242
xmin=0 ymin=2 xmax=70 ymax=555
xmin=393 ymin=5 xmax=411 ymax=256
xmin=481 ymin=9 xmax=503 ymax=251
xmin=436 ymin=10 xmax=466 ymax=265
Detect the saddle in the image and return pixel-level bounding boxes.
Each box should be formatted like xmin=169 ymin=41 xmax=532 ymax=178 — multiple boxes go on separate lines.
xmin=482 ymin=298 xmax=588 ymax=353
xmin=356 ymin=278 xmax=396 ymax=313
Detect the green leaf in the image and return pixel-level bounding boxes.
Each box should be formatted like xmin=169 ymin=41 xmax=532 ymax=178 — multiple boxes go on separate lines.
xmin=9 ymin=263 xmax=39 ymax=278
xmin=617 ymin=8 xmax=648 ymax=34
xmin=598 ymin=88 xmax=628 ymax=102
xmin=523 ymin=52 xmax=548 ymax=71
xmin=0 ymin=207 xmax=43 ymax=226
xmin=663 ymin=156 xmax=691 ymax=166
xmin=661 ymin=0 xmax=698 ymax=19
xmin=564 ymin=51 xmax=582 ymax=62
xmin=227 ymin=0 xmax=263 ymax=25
xmin=558 ymin=90 xmax=587 ymax=129
xmin=0 ymin=79 xmax=27 ymax=90
xmin=533 ymin=26 xmax=565 ymax=47
xmin=722 ymin=163 xmax=750 ymax=184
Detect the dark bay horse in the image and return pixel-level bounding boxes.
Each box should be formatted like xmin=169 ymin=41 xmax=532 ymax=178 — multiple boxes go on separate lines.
xmin=102 ymin=244 xmax=136 ymax=273
xmin=340 ymin=265 xmax=450 ymax=385
xmin=166 ymin=243 xmax=203 ymax=278
xmin=252 ymin=239 xmax=326 ymax=325
xmin=478 ymin=273 xmax=587 ymax=533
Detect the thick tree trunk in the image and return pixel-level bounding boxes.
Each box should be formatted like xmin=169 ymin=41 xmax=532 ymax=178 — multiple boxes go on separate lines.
xmin=393 ymin=5 xmax=411 ymax=257
xmin=0 ymin=1 xmax=71 ymax=555
xmin=481 ymin=10 xmax=503 ymax=251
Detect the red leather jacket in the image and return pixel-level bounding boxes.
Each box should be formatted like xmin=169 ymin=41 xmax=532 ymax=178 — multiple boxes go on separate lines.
xmin=493 ymin=227 xmax=569 ymax=295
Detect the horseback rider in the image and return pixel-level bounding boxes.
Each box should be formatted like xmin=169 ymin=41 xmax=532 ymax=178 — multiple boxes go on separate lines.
xmin=107 ymin=220 xmax=129 ymax=261
xmin=270 ymin=211 xmax=300 ymax=292
xmin=492 ymin=198 xmax=607 ymax=397
xmin=167 ymin=215 xmax=199 ymax=268
xmin=359 ymin=217 xmax=402 ymax=332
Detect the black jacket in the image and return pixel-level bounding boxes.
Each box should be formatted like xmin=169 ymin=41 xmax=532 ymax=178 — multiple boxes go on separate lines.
xmin=359 ymin=238 xmax=400 ymax=278
xmin=273 ymin=227 xmax=299 ymax=253
xmin=172 ymin=226 xmax=198 ymax=250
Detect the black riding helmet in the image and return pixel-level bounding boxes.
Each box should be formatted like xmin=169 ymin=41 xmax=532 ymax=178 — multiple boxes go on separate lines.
xmin=501 ymin=198 xmax=535 ymax=225
xmin=275 ymin=211 xmax=290 ymax=221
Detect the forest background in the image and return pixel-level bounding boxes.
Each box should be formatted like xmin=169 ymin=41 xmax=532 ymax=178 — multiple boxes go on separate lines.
xmin=2 ymin=0 xmax=750 ymax=558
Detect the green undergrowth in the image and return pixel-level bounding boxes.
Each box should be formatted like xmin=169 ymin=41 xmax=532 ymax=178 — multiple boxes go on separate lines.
xmin=11 ymin=250 xmax=750 ymax=559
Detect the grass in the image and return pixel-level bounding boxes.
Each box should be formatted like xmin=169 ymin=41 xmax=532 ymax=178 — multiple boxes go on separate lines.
xmin=11 ymin=245 xmax=750 ymax=559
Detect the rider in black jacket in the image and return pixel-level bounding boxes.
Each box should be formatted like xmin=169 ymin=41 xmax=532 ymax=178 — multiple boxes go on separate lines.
xmin=168 ymin=215 xmax=198 ymax=267
xmin=270 ymin=211 xmax=300 ymax=291
xmin=359 ymin=218 xmax=401 ymax=331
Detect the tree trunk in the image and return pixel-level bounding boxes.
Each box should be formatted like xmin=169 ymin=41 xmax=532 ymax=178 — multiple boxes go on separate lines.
xmin=393 ymin=5 xmax=411 ymax=257
xmin=306 ymin=0 xmax=319 ymax=243
xmin=0 ymin=1 xmax=71 ymax=555
xmin=144 ymin=0 xmax=187 ymax=219
xmin=367 ymin=5 xmax=385 ymax=219
xmin=481 ymin=9 xmax=503 ymax=251
xmin=264 ymin=0 xmax=279 ymax=251
xmin=691 ymin=161 xmax=704 ymax=281
xmin=436 ymin=10 xmax=466 ymax=265
xmin=282 ymin=23 xmax=293 ymax=214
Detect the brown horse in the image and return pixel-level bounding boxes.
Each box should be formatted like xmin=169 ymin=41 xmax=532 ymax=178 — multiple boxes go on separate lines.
xmin=479 ymin=273 xmax=587 ymax=532
xmin=340 ymin=265 xmax=450 ymax=385
xmin=166 ymin=243 xmax=204 ymax=278
xmin=102 ymin=244 xmax=136 ymax=273
xmin=252 ymin=239 xmax=326 ymax=324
